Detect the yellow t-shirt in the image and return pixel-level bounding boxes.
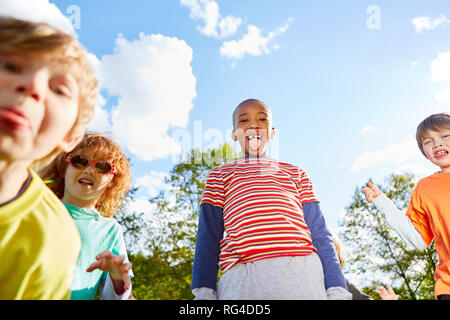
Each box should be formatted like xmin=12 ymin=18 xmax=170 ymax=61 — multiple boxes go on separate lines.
xmin=406 ymin=171 xmax=450 ymax=298
xmin=0 ymin=169 xmax=81 ymax=300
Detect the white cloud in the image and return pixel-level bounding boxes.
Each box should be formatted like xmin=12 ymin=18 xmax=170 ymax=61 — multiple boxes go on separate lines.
xmin=338 ymin=209 xmax=347 ymax=222
xmin=180 ymin=0 xmax=241 ymax=38
xmin=126 ymin=196 xmax=156 ymax=216
xmin=412 ymin=14 xmax=449 ymax=33
xmin=350 ymin=139 xmax=419 ymax=173
xmin=88 ymin=101 xmax=111 ymax=132
xmin=0 ymin=0 xmax=76 ymax=36
xmin=136 ymin=171 xmax=169 ymax=197
xmin=430 ymin=51 xmax=450 ymax=104
xmin=434 ymin=88 xmax=450 ymax=103
xmin=393 ymin=164 xmax=435 ymax=178
xmin=220 ymin=17 xmax=293 ymax=64
xmin=98 ymin=33 xmax=197 ymax=161
xmin=219 ymin=15 xmax=242 ymax=38
xmin=360 ymin=125 xmax=380 ymax=136
xmin=430 ymin=51 xmax=450 ymax=83
xmin=181 ymin=0 xmax=292 ymax=66
xmin=83 ymin=53 xmax=112 ymax=132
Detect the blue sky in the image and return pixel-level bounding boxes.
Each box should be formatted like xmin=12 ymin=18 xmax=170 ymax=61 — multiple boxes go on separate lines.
xmin=2 ymin=0 xmax=449 ymax=233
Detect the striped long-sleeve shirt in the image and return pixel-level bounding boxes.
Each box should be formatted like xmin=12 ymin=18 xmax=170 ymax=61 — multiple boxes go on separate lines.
xmin=191 ymin=157 xmax=347 ymax=291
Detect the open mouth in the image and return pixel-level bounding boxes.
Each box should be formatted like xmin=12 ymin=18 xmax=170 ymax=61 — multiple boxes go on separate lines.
xmin=78 ymin=178 xmax=94 ymax=187
xmin=247 ymin=135 xmax=261 ymax=151
xmin=0 ymin=108 xmax=31 ymax=131
xmin=434 ymin=150 xmax=449 ymax=159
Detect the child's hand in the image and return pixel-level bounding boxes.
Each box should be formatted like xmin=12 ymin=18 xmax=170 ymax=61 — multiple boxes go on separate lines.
xmin=361 ymin=182 xmax=381 ymax=202
xmin=87 ymin=251 xmax=132 ymax=294
xmin=379 ymin=283 xmax=398 ymax=300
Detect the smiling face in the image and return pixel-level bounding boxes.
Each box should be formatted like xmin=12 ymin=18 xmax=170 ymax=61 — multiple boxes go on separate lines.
xmin=232 ymin=100 xmax=275 ymax=157
xmin=421 ymin=128 xmax=450 ymax=173
xmin=62 ymin=148 xmax=115 ymax=209
xmin=0 ymin=52 xmax=81 ymax=164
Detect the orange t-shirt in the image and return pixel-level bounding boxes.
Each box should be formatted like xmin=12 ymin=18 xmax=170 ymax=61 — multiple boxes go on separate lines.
xmin=406 ymin=171 xmax=450 ymax=298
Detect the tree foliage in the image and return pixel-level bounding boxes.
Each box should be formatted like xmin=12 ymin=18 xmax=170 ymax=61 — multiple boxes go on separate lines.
xmin=339 ymin=173 xmax=437 ymax=300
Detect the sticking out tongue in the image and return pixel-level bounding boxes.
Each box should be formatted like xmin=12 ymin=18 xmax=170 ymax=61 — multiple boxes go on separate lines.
xmin=249 ymin=137 xmax=261 ymax=151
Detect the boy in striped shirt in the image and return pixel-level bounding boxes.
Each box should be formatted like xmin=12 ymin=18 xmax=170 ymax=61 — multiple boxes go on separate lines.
xmin=191 ymin=99 xmax=351 ymax=299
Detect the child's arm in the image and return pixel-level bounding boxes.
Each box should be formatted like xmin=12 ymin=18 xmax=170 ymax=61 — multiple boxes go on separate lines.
xmin=362 ymin=182 xmax=427 ymax=250
xmin=346 ymin=280 xmax=373 ymax=300
xmin=99 ymin=273 xmax=132 ymax=300
xmin=379 ymin=283 xmax=398 ymax=300
xmin=87 ymin=251 xmax=132 ymax=299
xmin=302 ymin=201 xmax=351 ymax=300
xmin=191 ymin=202 xmax=224 ymax=300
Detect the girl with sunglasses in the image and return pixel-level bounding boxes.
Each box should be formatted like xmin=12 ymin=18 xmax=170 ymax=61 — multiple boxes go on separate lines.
xmin=39 ymin=132 xmax=134 ymax=300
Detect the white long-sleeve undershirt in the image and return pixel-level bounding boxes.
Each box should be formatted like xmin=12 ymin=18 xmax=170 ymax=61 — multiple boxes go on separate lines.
xmin=372 ymin=193 xmax=428 ymax=250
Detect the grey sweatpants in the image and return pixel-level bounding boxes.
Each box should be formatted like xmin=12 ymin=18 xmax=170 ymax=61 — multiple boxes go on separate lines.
xmin=217 ymin=253 xmax=328 ymax=300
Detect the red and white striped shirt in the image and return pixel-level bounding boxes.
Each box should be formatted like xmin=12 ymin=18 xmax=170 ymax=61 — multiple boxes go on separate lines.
xmin=201 ymin=157 xmax=318 ymax=272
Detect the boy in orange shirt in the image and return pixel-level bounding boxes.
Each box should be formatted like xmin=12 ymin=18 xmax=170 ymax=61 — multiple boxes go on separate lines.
xmin=362 ymin=112 xmax=450 ymax=300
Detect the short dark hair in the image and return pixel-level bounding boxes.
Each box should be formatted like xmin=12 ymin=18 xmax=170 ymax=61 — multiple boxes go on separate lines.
xmin=416 ymin=112 xmax=450 ymax=157
xmin=232 ymin=99 xmax=270 ymax=128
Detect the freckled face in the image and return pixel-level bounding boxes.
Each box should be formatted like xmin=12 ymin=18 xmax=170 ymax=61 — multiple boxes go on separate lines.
xmin=232 ymin=101 xmax=275 ymax=157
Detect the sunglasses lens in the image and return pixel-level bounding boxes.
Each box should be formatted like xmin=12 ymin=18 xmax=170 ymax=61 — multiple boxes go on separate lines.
xmin=71 ymin=155 xmax=89 ymax=169
xmin=95 ymin=161 xmax=113 ymax=174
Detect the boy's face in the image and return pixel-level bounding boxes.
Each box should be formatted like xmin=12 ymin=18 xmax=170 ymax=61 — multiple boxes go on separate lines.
xmin=232 ymin=101 xmax=275 ymax=157
xmin=0 ymin=52 xmax=82 ymax=164
xmin=421 ymin=128 xmax=450 ymax=173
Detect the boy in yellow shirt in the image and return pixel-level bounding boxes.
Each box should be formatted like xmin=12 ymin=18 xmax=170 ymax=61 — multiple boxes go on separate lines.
xmin=0 ymin=17 xmax=97 ymax=299
xmin=363 ymin=113 xmax=450 ymax=299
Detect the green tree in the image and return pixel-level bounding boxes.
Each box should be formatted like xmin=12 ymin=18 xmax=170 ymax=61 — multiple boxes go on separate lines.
xmin=116 ymin=186 xmax=147 ymax=252
xmin=339 ymin=173 xmax=437 ymax=300
xmin=121 ymin=144 xmax=239 ymax=299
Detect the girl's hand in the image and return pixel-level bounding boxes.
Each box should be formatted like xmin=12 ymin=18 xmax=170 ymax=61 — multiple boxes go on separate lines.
xmin=361 ymin=181 xmax=381 ymax=202
xmin=379 ymin=283 xmax=398 ymax=300
xmin=87 ymin=251 xmax=132 ymax=294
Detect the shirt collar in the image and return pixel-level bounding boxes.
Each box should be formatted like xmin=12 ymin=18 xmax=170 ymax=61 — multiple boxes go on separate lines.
xmin=64 ymin=203 xmax=101 ymax=220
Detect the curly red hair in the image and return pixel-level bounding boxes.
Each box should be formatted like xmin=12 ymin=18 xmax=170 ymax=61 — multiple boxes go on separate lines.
xmin=38 ymin=132 xmax=132 ymax=217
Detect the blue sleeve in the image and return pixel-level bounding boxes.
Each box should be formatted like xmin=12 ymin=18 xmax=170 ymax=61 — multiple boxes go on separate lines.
xmin=303 ymin=201 xmax=348 ymax=290
xmin=191 ymin=202 xmax=225 ymax=291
